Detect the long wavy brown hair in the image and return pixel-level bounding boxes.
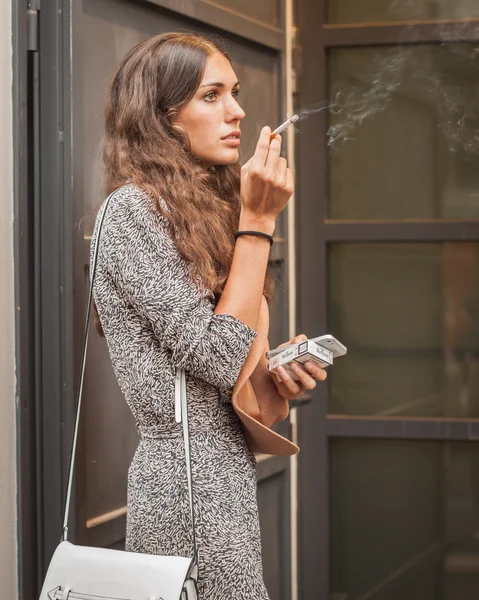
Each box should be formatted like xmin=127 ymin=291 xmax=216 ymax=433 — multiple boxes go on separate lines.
xmin=101 ymin=32 xmax=273 ymax=315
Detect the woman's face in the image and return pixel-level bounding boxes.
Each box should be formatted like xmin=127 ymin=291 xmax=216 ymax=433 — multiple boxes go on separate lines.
xmin=176 ymin=52 xmax=246 ymax=167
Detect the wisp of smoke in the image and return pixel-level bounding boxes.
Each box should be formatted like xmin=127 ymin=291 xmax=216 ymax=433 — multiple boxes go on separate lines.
xmin=297 ymin=101 xmax=333 ymax=120
xmin=293 ymin=37 xmax=479 ymax=155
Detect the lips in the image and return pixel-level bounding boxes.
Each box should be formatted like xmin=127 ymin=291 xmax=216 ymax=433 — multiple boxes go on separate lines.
xmin=221 ymin=130 xmax=241 ymax=140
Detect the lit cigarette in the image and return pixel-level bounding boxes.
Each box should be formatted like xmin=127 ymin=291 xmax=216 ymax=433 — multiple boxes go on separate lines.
xmin=270 ymin=114 xmax=299 ymax=139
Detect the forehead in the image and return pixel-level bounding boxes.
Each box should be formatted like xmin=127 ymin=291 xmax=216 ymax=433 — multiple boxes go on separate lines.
xmin=201 ymin=52 xmax=238 ymax=85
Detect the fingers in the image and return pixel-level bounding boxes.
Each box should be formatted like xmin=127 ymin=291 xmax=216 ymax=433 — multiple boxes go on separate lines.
xmin=285 ymin=168 xmax=294 ymax=196
xmin=264 ymin=134 xmax=282 ymax=176
xmin=275 ymin=359 xmax=328 ymax=398
xmin=242 ymin=156 xmax=252 ymax=170
xmin=251 ymin=126 xmax=273 ymax=171
xmin=276 ymin=366 xmax=305 ymax=397
xmin=277 ymin=333 xmax=307 ymax=350
xmin=289 ymin=363 xmax=317 ymax=390
xmin=240 ymin=126 xmax=293 ymax=221
xmin=277 ymin=157 xmax=287 ymax=186
xmin=303 ymin=361 xmax=328 ymax=382
xmin=292 ymin=333 xmax=307 ymax=344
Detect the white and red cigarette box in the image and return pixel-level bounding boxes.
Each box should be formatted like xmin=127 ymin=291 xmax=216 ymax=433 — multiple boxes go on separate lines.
xmin=268 ymin=339 xmax=333 ymax=382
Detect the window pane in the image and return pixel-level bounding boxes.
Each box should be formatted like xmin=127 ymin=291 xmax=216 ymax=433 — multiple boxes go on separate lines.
xmin=327 ymin=0 xmax=479 ymax=24
xmin=328 ymin=45 xmax=479 ymax=220
xmin=330 ymin=440 xmax=479 ymax=600
xmin=329 ymin=242 xmax=479 ymax=417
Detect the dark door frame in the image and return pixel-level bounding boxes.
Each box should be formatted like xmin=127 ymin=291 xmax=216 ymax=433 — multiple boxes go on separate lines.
xmin=13 ymin=1 xmax=42 ymax=598
xmin=14 ymin=2 xmax=77 ymax=595
xmin=296 ymin=2 xmax=479 ymax=599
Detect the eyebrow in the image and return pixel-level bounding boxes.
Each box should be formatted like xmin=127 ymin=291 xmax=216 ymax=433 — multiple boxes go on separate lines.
xmin=199 ymin=81 xmax=240 ymax=89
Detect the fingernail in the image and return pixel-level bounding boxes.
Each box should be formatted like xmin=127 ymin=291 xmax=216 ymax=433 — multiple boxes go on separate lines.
xmin=263 ymin=126 xmax=271 ymax=133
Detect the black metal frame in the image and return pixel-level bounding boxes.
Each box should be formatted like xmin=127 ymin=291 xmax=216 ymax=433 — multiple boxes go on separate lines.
xmin=13 ymin=1 xmax=42 ymax=597
xmin=36 ymin=0 xmax=76 ymax=573
xmin=296 ymin=3 xmax=479 ymax=600
xmin=323 ymin=18 xmax=479 ymax=47
xmin=14 ymin=2 xmax=76 ymax=597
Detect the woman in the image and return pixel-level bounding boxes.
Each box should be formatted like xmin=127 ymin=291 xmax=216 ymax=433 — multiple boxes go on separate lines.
xmin=92 ymin=32 xmax=327 ymax=599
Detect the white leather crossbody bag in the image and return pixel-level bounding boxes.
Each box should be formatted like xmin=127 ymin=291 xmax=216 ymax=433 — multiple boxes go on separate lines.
xmin=39 ymin=191 xmax=199 ymax=600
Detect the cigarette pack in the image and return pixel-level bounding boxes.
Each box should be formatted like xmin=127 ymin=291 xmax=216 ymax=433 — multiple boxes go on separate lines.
xmin=268 ymin=340 xmax=333 ymax=382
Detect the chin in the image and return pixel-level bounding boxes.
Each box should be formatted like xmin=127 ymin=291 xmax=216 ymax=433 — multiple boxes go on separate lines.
xmin=196 ymin=145 xmax=240 ymax=167
xmin=213 ymin=150 xmax=240 ymax=166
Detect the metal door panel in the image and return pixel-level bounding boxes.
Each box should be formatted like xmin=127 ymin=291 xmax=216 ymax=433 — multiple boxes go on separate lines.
xmin=26 ymin=0 xmax=293 ymax=595
xmin=258 ymin=455 xmax=292 ymax=600
xmin=28 ymin=0 xmax=292 ymax=594
xmin=203 ymin=0 xmax=280 ymax=28
xmin=141 ymin=0 xmax=283 ymax=48
xmin=75 ymin=1 xmax=290 ymax=586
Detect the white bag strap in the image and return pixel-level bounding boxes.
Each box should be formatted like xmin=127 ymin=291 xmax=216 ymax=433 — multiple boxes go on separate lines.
xmin=62 ymin=190 xmax=198 ymax=565
xmin=176 ymin=368 xmax=198 ymax=563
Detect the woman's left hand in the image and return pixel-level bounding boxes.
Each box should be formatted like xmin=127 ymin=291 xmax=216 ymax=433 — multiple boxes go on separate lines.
xmin=270 ymin=335 xmax=328 ymax=401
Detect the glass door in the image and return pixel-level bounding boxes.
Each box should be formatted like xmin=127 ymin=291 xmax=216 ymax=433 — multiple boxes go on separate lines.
xmin=296 ymin=2 xmax=479 ymax=599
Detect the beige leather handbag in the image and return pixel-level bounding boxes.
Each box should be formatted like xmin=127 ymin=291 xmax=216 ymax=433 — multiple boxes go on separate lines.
xmin=232 ymin=296 xmax=299 ymax=456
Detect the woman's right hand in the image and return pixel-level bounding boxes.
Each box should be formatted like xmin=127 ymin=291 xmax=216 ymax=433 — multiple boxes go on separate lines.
xmin=239 ymin=126 xmax=294 ymax=233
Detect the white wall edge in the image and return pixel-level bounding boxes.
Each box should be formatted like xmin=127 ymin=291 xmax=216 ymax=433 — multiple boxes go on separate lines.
xmin=0 ymin=0 xmax=18 ymax=597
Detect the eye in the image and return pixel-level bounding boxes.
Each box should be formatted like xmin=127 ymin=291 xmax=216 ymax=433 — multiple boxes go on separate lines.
xmin=204 ymin=91 xmax=218 ymax=102
xmin=232 ymin=88 xmax=240 ymax=99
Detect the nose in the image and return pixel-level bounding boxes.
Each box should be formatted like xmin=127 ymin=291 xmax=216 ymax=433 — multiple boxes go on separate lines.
xmin=226 ymin=96 xmax=245 ymax=122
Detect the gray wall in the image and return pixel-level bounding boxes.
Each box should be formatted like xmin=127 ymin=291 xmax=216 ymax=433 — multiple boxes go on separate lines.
xmin=0 ymin=0 xmax=17 ymax=597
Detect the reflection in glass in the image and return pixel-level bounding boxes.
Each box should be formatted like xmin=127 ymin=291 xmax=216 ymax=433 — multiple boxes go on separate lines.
xmin=328 ymin=45 xmax=479 ymax=219
xmin=329 ymin=242 xmax=479 ymax=417
xmin=327 ymin=0 xmax=479 ymax=24
xmin=331 ymin=439 xmax=479 ymax=600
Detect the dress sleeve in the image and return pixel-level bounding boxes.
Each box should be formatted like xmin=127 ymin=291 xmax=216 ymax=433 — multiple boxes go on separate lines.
xmin=98 ymin=186 xmax=257 ymax=392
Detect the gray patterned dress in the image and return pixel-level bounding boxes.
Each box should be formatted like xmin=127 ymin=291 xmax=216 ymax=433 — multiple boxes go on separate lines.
xmin=91 ymin=184 xmax=270 ymax=600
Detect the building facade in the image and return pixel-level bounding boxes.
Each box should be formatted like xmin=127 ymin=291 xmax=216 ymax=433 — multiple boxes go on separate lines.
xmin=4 ymin=1 xmax=479 ymax=599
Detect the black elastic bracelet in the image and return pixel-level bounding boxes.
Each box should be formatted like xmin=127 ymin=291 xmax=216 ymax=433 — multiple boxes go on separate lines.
xmin=234 ymin=230 xmax=274 ymax=246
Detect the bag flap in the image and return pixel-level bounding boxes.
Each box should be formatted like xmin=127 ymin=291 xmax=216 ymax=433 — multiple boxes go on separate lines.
xmin=39 ymin=541 xmax=194 ymax=600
